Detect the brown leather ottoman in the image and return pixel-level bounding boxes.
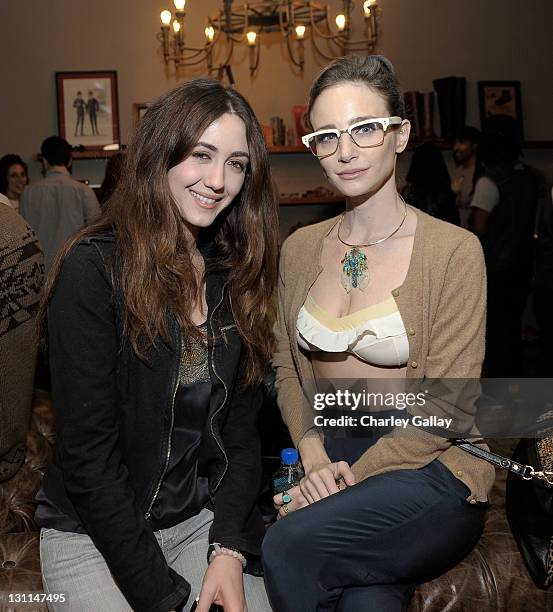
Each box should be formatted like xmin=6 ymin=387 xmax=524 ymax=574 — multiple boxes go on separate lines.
xmin=0 ymin=396 xmax=52 ymax=612
xmin=2 ymin=400 xmax=553 ymax=611
xmin=0 ymin=533 xmax=46 ymax=611
xmin=409 ymin=440 xmax=553 ymax=612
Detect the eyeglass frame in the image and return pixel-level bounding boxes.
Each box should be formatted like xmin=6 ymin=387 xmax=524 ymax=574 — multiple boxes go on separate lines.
xmin=301 ymin=116 xmax=404 ymax=158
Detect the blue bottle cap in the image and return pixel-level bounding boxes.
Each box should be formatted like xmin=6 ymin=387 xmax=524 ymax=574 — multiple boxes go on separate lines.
xmin=281 ymin=448 xmax=299 ymax=465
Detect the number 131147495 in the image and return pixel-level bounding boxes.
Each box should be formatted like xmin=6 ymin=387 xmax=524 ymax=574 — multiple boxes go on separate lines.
xmin=8 ymin=593 xmax=67 ymax=603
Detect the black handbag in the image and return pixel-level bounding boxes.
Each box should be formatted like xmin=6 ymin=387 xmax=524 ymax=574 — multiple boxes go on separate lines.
xmin=456 ymin=436 xmax=553 ymax=589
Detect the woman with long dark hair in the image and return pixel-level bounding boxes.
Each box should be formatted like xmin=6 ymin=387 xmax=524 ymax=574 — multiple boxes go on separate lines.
xmin=37 ymin=79 xmax=278 ymax=612
xmin=262 ymin=55 xmax=494 ymax=611
xmin=401 ymin=141 xmax=459 ymax=225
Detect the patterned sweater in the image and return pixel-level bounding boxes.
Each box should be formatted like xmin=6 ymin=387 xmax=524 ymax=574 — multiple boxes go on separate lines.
xmin=0 ymin=206 xmax=44 ymax=481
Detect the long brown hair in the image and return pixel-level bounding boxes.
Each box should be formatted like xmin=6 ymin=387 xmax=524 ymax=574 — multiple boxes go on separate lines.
xmin=41 ymin=79 xmax=279 ymax=386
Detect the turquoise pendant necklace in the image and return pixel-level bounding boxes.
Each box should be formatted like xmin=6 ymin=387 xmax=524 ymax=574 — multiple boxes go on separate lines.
xmin=337 ymin=199 xmax=408 ymax=294
xmin=340 ymin=247 xmax=369 ymax=292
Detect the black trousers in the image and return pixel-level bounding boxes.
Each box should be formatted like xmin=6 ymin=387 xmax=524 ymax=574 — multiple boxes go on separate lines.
xmin=534 ymin=286 xmax=553 ymax=376
xmin=262 ymin=459 xmax=486 ymax=612
xmin=484 ymin=272 xmax=529 ymax=377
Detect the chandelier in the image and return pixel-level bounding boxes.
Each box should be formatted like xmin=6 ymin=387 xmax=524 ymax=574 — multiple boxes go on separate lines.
xmin=158 ymin=0 xmax=380 ymax=76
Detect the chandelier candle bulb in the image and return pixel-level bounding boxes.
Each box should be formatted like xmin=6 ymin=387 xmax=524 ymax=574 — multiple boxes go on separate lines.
xmin=160 ymin=10 xmax=172 ymax=25
xmin=295 ymin=24 xmax=306 ymax=39
xmin=296 ymin=27 xmax=305 ymax=68
xmin=335 ymin=14 xmax=346 ymax=31
xmin=248 ymin=32 xmax=260 ymax=74
xmin=173 ymin=0 xmax=186 ymax=9
xmin=172 ymin=20 xmax=181 ymax=33
xmin=205 ymin=25 xmax=215 ymax=42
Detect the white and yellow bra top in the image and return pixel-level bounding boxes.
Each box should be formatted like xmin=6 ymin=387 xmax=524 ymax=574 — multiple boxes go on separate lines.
xmin=296 ymin=293 xmax=409 ymax=367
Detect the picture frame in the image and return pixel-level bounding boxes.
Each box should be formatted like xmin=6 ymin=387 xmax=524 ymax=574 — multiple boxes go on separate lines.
xmin=56 ymin=71 xmax=119 ymax=150
xmin=478 ymin=80 xmax=523 ymax=139
xmin=132 ymin=103 xmax=151 ymax=128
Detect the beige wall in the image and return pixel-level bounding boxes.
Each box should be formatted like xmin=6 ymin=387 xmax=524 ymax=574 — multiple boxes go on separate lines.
xmin=1 ymin=0 xmax=552 ymax=186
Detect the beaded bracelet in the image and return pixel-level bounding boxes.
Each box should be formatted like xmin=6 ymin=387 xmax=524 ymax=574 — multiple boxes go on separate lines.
xmin=208 ymin=543 xmax=247 ymax=568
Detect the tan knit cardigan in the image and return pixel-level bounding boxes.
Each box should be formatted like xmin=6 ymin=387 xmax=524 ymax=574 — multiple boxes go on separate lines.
xmin=273 ymin=206 xmax=495 ymax=503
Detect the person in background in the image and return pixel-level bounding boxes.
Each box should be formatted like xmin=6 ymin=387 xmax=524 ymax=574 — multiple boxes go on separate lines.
xmin=98 ymin=152 xmax=125 ymax=209
xmin=19 ymin=136 xmax=100 ymax=274
xmin=533 ymin=186 xmax=553 ymax=376
xmin=0 ymin=204 xmax=43 ymax=483
xmin=0 ymin=154 xmax=29 ymax=213
xmin=470 ymin=127 xmax=539 ymax=377
xmin=401 ymin=141 xmax=459 ymax=225
xmin=451 ymin=126 xmax=480 ymax=228
xmin=36 ymin=79 xmax=277 ymax=612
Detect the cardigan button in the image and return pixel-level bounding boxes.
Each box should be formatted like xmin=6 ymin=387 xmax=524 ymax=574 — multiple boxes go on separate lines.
xmin=392 ymin=289 xmax=400 ymax=297
xmin=457 ymin=470 xmax=464 ymax=477
xmin=410 ymin=361 xmax=418 ymax=368
xmin=469 ymin=498 xmax=477 ymax=505
xmin=409 ymin=328 xmax=416 ymax=336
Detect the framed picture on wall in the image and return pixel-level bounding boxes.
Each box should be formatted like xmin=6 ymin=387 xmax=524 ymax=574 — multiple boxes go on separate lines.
xmin=56 ymin=71 xmax=119 ymax=150
xmin=132 ymin=103 xmax=151 ymax=127
xmin=478 ymin=80 xmax=523 ymax=139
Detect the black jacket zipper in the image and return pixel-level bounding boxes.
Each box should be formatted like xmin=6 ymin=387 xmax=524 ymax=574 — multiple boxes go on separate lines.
xmin=209 ymin=282 xmax=229 ymax=492
xmin=144 ymin=333 xmax=180 ymax=519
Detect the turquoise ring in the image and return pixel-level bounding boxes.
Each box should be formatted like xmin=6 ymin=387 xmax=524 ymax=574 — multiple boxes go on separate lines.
xmin=282 ymin=492 xmax=292 ymax=504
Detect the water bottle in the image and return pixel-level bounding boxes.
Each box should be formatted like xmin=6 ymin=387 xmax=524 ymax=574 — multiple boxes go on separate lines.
xmin=272 ymin=448 xmax=304 ymax=494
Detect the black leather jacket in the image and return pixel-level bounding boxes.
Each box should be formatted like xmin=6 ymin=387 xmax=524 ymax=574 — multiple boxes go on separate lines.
xmin=40 ymin=234 xmax=265 ymax=612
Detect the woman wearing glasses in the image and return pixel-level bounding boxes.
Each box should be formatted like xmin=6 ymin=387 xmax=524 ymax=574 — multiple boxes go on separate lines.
xmin=262 ymin=55 xmax=494 ymax=611
xmin=36 ymin=80 xmax=276 ymax=612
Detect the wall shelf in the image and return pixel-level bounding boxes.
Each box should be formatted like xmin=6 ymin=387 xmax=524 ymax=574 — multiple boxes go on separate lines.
xmin=522 ymin=140 xmax=553 ymax=149
xmin=34 ymin=149 xmax=121 ymax=161
xmin=34 ymin=146 xmax=307 ymax=159
xmin=269 ymin=145 xmax=307 ymax=154
xmin=279 ymin=195 xmax=344 ymax=206
xmin=68 ymin=150 xmax=121 ymax=159
xmin=267 ymin=140 xmax=460 ymax=153
xmin=35 ymin=139 xmax=553 ymax=162
xmin=270 ymin=140 xmax=553 ymax=153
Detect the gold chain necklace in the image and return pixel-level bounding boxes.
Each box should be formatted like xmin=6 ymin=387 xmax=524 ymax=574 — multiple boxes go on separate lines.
xmin=337 ymin=197 xmax=407 ymax=293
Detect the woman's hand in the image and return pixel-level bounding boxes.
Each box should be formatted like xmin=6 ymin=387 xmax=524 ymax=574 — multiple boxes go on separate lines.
xmin=196 ymin=556 xmax=247 ymax=612
xmin=300 ymin=461 xmax=355 ymax=503
xmin=273 ymin=484 xmax=309 ymax=519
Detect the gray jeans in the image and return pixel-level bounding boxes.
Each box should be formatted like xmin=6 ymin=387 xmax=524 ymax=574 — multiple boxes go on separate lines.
xmin=40 ymin=508 xmax=271 ymax=611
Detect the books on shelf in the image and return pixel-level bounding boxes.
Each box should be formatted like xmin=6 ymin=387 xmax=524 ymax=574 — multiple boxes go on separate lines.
xmin=292 ymin=105 xmax=310 ymax=145
xmin=261 ymin=106 xmax=312 ymax=148
xmin=270 ymin=116 xmax=286 ymax=146
xmin=403 ymin=91 xmax=435 ymax=140
xmin=262 ymin=125 xmax=274 ymax=147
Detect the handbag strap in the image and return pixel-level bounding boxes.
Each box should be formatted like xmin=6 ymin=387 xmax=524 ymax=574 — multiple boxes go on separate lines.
xmin=455 ymin=439 xmax=553 ymax=485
